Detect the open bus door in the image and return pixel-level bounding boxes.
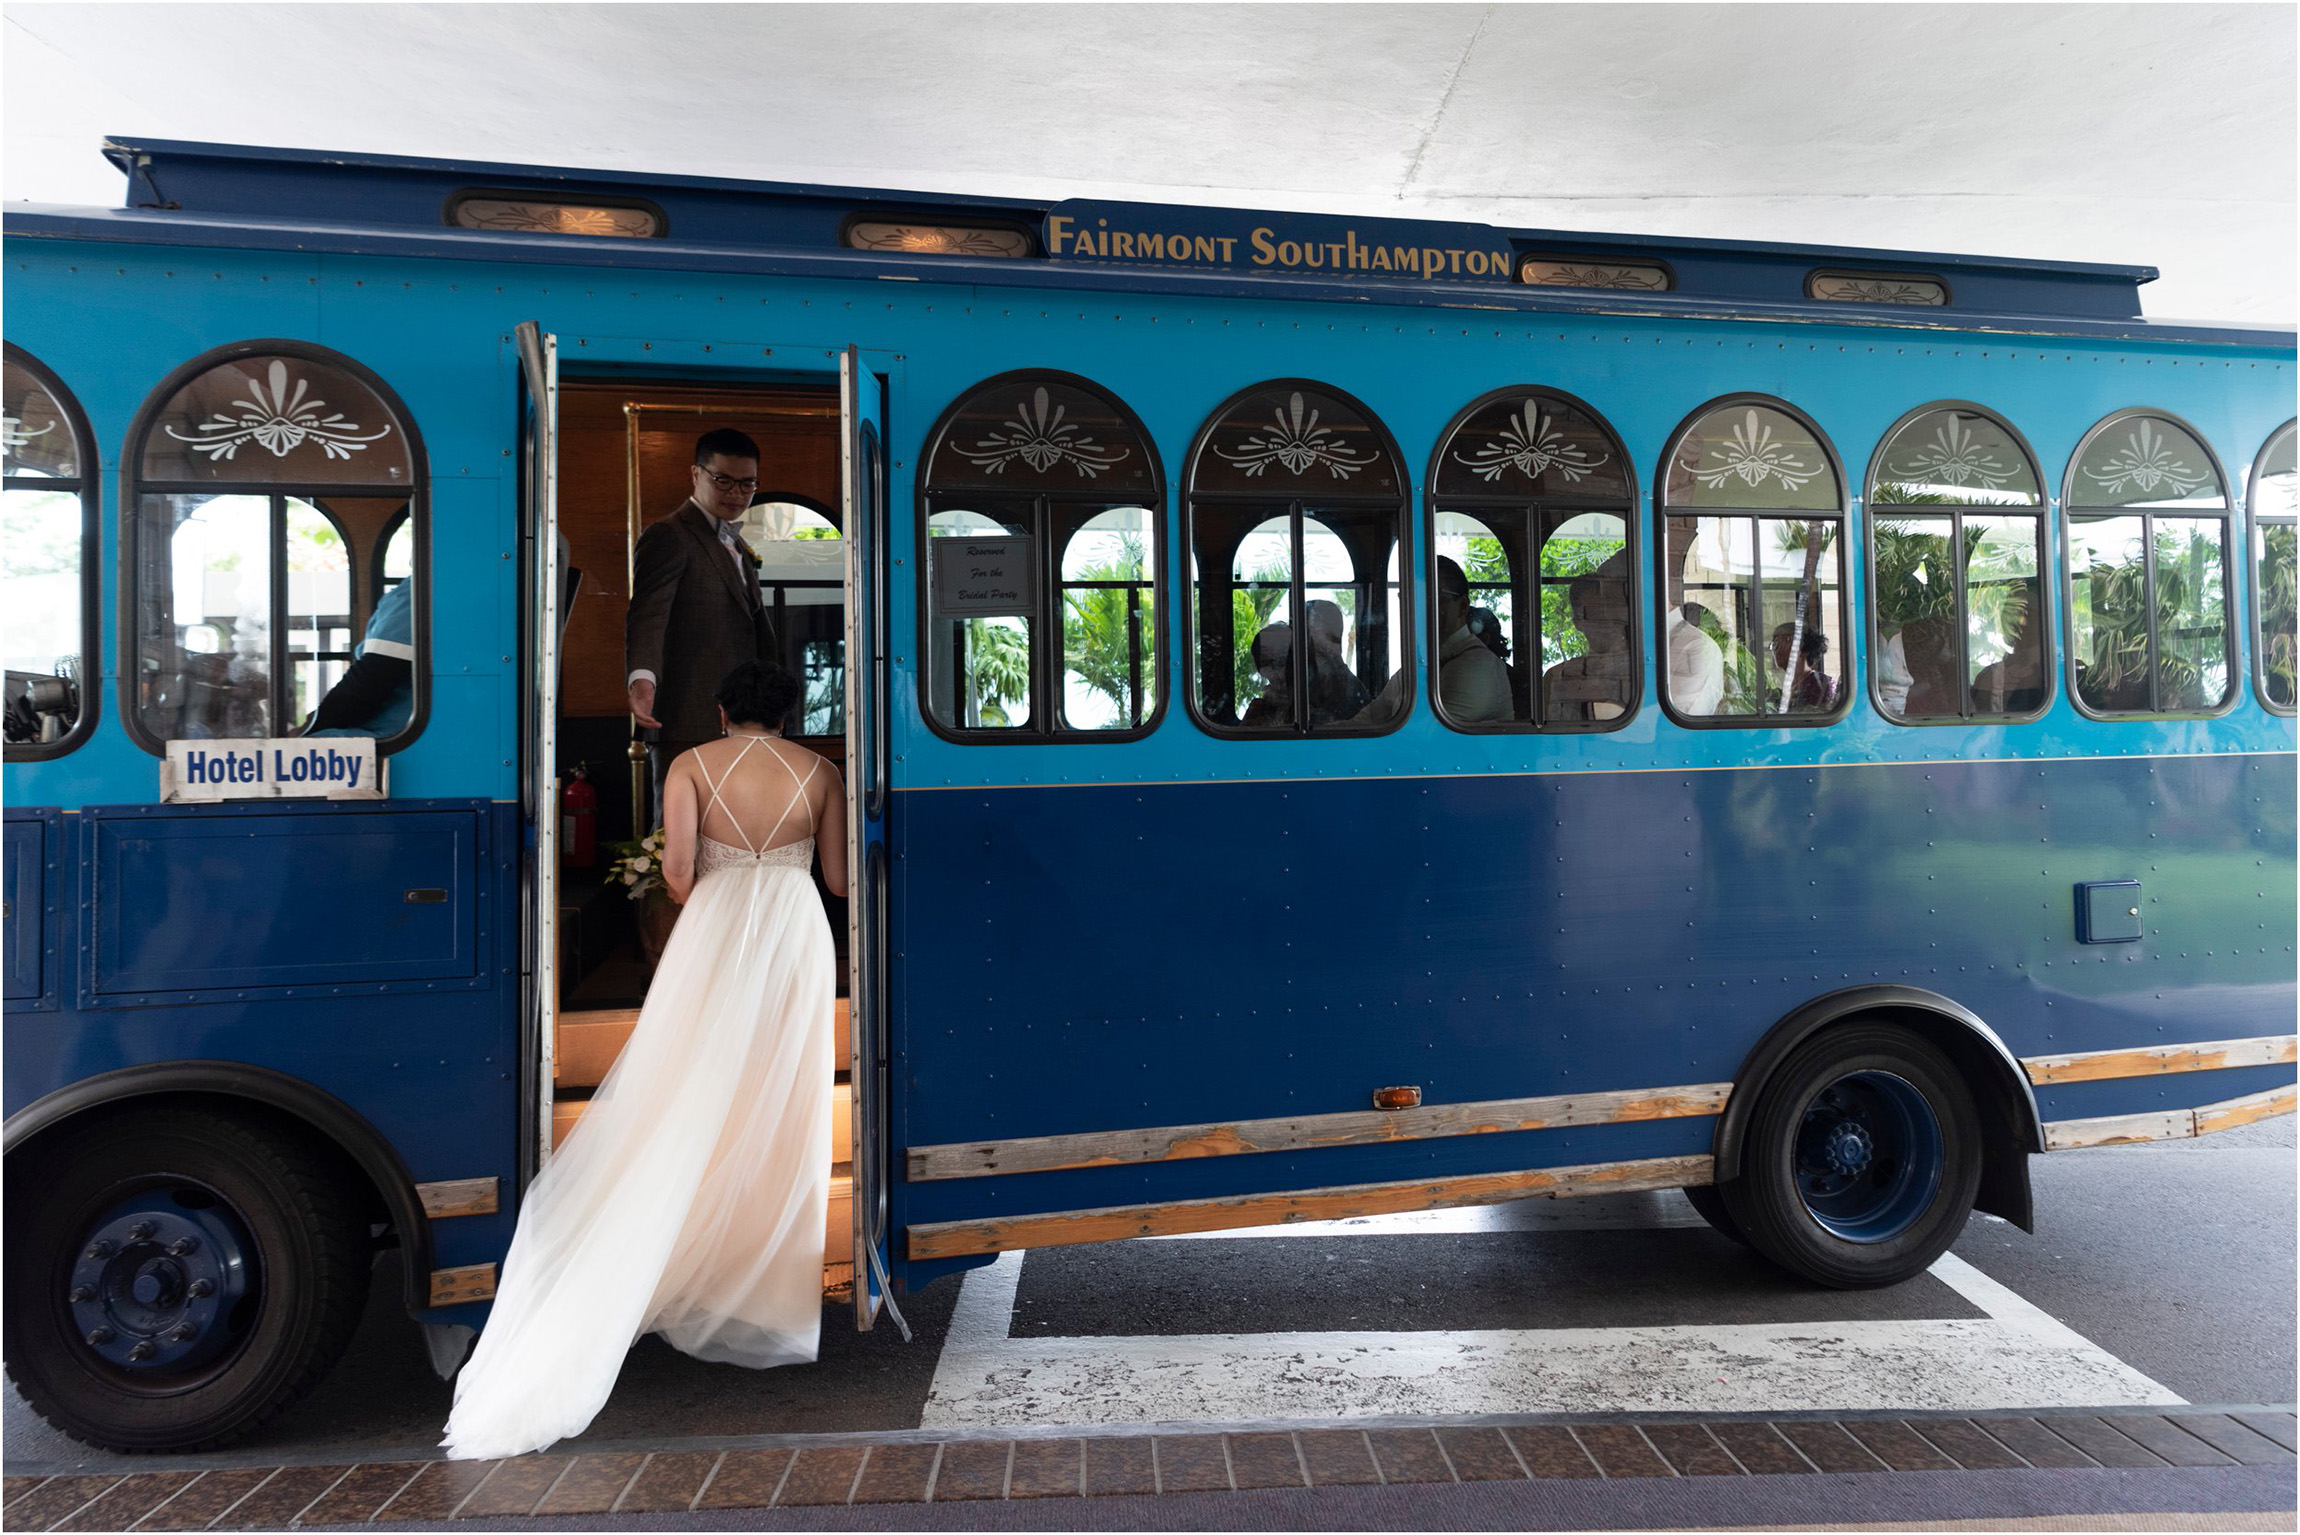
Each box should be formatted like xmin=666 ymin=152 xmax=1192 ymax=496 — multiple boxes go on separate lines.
xmin=841 ymin=347 xmax=907 ymax=1338
xmin=516 ymin=321 xmax=562 ymax=1181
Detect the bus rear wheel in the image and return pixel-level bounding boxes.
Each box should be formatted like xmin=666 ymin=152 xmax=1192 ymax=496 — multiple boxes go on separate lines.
xmin=1721 ymin=1023 xmax=1980 ymax=1289
xmin=3 ymin=1107 xmax=370 ymax=1452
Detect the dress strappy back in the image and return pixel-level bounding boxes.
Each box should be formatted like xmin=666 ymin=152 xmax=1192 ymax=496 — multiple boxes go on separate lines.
xmin=694 ymin=736 xmax=819 ymax=875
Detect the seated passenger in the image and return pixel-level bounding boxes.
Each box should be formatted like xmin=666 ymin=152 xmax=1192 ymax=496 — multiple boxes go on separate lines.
xmin=1972 ymin=598 xmax=2046 ymax=714
xmin=1239 ymin=622 xmax=1293 ymax=728
xmin=1880 ymin=612 xmax=1959 ymax=717
xmin=1434 ymin=557 xmax=1511 ymax=724
xmin=306 ymin=574 xmax=415 ymax=736
xmin=1303 ymin=598 xmax=1370 ymax=725
xmin=1771 ymin=620 xmax=1838 ymax=712
xmin=1666 ymin=602 xmax=1726 ymax=715
xmin=1541 ymin=553 xmax=1633 ymax=723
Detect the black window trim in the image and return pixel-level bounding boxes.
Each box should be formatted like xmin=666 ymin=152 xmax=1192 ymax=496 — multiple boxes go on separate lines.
xmin=1652 ymin=391 xmax=1854 ymax=731
xmin=915 ymin=368 xmax=1167 ymax=746
xmin=1861 ymin=399 xmax=2055 ymax=727
xmin=2058 ymin=406 xmax=2238 ymax=723
xmin=1183 ymin=377 xmax=1414 ymax=741
xmin=120 ymin=338 xmax=431 ymax=757
xmin=3 ymin=342 xmax=102 ymax=763
xmin=2247 ymin=417 xmax=2297 ymax=718
xmin=1422 ymin=384 xmax=1641 ymax=734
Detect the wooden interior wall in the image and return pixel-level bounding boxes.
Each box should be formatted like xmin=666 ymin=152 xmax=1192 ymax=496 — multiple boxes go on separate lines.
xmin=558 ymin=382 xmax=841 ymax=720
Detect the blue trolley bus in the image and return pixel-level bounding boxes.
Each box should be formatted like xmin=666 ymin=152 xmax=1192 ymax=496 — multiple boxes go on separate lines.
xmin=3 ymin=138 xmax=2293 ymax=1451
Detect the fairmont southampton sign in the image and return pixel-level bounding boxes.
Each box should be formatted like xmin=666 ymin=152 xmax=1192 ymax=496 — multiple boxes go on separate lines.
xmin=1044 ymin=200 xmax=1515 ymax=285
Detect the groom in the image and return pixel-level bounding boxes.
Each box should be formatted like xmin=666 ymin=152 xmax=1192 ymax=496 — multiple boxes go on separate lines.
xmin=626 ymin=428 xmax=777 ymax=818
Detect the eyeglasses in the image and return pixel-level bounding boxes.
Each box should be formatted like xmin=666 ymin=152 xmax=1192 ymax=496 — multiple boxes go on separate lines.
xmin=697 ymin=470 xmax=760 ymax=493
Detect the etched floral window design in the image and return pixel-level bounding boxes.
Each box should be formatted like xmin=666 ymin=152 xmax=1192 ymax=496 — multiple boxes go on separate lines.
xmin=1430 ymin=389 xmax=1637 ymax=732
xmin=1868 ymin=406 xmax=2048 ymax=722
xmin=846 ymin=222 xmax=1030 ymax=258
xmin=1518 ymin=258 xmax=1672 ymax=292
xmin=1660 ymin=398 xmax=1847 ymax=723
xmin=2065 ymin=411 xmax=2232 ymax=717
xmin=1807 ymin=271 xmax=1949 ymax=306
xmin=1187 ymin=382 xmax=1407 ymax=736
xmin=129 ymin=348 xmax=422 ymax=751
xmin=921 ymin=373 xmax=1163 ymax=739
xmin=450 ymin=197 xmax=662 ymax=238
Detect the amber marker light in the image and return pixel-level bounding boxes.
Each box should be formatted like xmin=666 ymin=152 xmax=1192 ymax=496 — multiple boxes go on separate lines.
xmin=1372 ymin=1086 xmax=1423 ymax=1111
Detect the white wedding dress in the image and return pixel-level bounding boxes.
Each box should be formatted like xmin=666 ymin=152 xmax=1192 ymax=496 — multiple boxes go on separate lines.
xmin=442 ymin=738 xmax=834 ymax=1460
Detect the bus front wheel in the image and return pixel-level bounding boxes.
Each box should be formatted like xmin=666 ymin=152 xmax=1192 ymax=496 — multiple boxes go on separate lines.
xmin=3 ymin=1106 xmax=370 ymax=1451
xmin=1721 ymin=1023 xmax=1981 ymax=1289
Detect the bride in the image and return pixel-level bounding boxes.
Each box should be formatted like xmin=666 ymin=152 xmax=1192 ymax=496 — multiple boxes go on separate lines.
xmin=443 ymin=661 xmax=844 ymax=1460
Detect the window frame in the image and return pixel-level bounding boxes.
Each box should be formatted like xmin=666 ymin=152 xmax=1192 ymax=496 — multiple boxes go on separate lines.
xmin=120 ymin=339 xmax=430 ymax=756
xmin=2058 ymin=407 xmax=2238 ymax=722
xmin=2247 ymin=418 xmax=2297 ymax=718
xmin=1183 ymin=378 xmax=1414 ymax=741
xmin=1652 ymin=392 xmax=1853 ymax=730
xmin=1862 ymin=400 xmax=2055 ymax=727
xmin=915 ymin=369 xmax=1167 ymax=745
xmin=746 ymin=489 xmax=846 ymax=740
xmin=1423 ymin=385 xmax=1640 ymax=734
xmin=3 ymin=343 xmax=102 ymax=762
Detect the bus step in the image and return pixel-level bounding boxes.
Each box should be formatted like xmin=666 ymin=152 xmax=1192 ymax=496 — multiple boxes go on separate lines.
xmin=549 ymin=1082 xmax=850 ymax=1162
xmin=554 ymin=997 xmax=850 ymax=1089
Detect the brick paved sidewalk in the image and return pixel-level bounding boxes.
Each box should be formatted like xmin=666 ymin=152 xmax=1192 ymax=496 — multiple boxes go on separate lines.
xmin=5 ymin=1408 xmax=2292 ymax=1529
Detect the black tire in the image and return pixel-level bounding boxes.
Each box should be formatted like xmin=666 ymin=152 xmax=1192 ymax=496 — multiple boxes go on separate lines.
xmin=1720 ymin=1022 xmax=1981 ymax=1289
xmin=1680 ymin=1183 xmax=1748 ymax=1245
xmin=3 ymin=1106 xmax=370 ymax=1452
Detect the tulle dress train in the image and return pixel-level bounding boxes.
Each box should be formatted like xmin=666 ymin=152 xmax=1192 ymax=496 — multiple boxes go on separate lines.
xmin=442 ymin=741 xmax=833 ymax=1460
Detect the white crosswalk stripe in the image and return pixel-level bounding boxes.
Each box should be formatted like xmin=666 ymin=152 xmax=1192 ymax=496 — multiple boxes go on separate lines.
xmin=921 ymin=1210 xmax=2182 ymax=1429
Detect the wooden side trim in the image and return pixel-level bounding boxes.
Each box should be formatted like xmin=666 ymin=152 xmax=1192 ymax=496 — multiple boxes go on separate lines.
xmin=428 ymin=1263 xmax=498 ymax=1306
xmin=416 ymin=1177 xmax=499 ymax=1219
xmin=904 ymin=1152 xmax=1712 ymax=1260
xmin=2042 ymin=1083 xmax=2297 ymax=1151
xmin=906 ymin=1082 xmax=1733 ymax=1183
xmin=2022 ymin=1034 xmax=2296 ymax=1085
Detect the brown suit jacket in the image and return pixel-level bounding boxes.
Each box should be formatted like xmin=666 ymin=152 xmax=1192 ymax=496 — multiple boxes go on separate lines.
xmin=624 ymin=500 xmax=775 ymax=742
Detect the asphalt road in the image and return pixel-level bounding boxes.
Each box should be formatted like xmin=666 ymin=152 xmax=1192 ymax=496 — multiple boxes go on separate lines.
xmin=7 ymin=1116 xmax=2291 ymax=1471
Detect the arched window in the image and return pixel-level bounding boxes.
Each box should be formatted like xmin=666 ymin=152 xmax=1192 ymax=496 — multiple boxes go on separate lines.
xmin=1657 ymin=397 xmax=1849 ymax=724
xmin=3 ymin=345 xmax=99 ymax=759
xmin=1427 ymin=389 xmax=1636 ymax=730
xmin=1866 ymin=404 xmax=2050 ymax=722
xmin=742 ymin=492 xmax=846 ymax=737
xmin=2249 ymin=420 xmax=2296 ymax=714
xmin=2063 ymin=411 xmax=2234 ymax=717
xmin=920 ymin=373 xmax=1164 ymax=739
xmin=126 ymin=346 xmax=424 ymax=751
xmin=1186 ymin=382 xmax=1408 ymax=735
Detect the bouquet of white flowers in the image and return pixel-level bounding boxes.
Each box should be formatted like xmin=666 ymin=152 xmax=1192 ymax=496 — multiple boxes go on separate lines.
xmin=603 ymin=830 xmax=667 ymax=901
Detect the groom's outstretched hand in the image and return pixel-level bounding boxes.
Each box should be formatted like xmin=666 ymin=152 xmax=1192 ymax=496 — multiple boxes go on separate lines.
xmin=629 ymin=678 xmax=662 ymax=729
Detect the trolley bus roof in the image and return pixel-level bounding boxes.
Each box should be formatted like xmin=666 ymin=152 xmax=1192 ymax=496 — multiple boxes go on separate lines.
xmin=4 ymin=136 xmax=2291 ymax=350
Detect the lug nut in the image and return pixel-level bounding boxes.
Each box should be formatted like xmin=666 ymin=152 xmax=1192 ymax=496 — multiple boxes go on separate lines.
xmin=128 ymin=1341 xmax=157 ymax=1362
xmin=69 ymin=1285 xmax=95 ymax=1304
xmin=187 ymin=1279 xmax=214 ymax=1299
xmin=129 ymin=1221 xmax=157 ymax=1241
xmin=168 ymin=1237 xmax=199 ymax=1257
xmin=87 ymin=1326 xmax=115 ymax=1346
xmin=86 ymin=1240 xmax=116 ymax=1260
xmin=170 ymin=1324 xmax=198 ymax=1343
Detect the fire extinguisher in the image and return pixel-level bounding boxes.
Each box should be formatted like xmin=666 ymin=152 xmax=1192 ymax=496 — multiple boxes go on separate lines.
xmin=561 ymin=763 xmax=597 ymax=868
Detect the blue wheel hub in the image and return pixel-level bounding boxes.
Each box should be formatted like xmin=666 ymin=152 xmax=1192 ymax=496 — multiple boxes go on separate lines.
xmin=1793 ymin=1070 xmax=1943 ymax=1244
xmin=67 ymin=1190 xmax=255 ymax=1374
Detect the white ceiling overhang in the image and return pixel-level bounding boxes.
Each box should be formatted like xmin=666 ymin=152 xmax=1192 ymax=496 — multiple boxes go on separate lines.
xmin=4 ymin=2 xmax=2293 ymax=322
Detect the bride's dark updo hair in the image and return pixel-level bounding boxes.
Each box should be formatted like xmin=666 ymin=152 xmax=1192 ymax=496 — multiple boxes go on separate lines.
xmin=716 ymin=661 xmax=801 ymax=729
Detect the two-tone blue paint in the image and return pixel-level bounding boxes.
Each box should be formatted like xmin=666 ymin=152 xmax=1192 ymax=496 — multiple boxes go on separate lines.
xmin=3 ymin=140 xmax=2292 ymax=1316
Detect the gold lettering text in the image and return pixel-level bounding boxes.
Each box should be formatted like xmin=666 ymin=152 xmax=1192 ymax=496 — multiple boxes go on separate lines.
xmin=1250 ymin=227 xmax=1278 ymax=266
